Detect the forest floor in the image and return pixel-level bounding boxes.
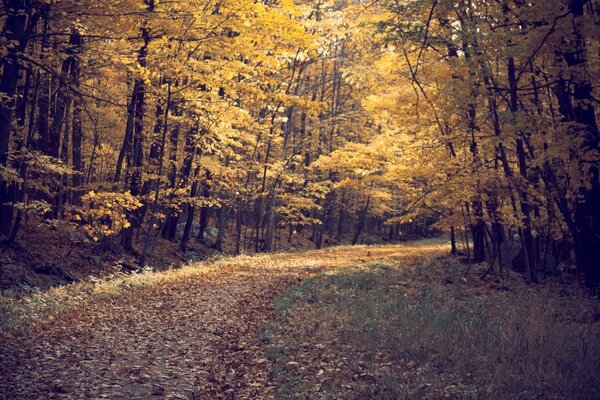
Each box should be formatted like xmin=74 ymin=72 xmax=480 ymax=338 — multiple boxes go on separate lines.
xmin=1 ymin=240 xmax=599 ymax=399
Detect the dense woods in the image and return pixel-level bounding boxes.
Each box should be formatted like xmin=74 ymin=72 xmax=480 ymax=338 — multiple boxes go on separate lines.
xmin=2 ymin=1 xmax=600 ymax=399
xmin=1 ymin=0 xmax=599 ymax=290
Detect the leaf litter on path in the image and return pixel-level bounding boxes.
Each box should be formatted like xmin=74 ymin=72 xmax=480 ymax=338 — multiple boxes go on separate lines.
xmin=0 ymin=242 xmax=447 ymax=399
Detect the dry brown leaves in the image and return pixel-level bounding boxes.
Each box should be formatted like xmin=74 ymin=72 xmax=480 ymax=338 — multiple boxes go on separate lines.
xmin=0 ymin=242 xmax=447 ymax=399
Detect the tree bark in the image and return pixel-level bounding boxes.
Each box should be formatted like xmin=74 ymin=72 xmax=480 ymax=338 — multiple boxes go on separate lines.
xmin=0 ymin=0 xmax=30 ymax=235
xmin=122 ymin=6 xmax=152 ymax=252
xmin=352 ymin=193 xmax=371 ymax=245
xmin=215 ymin=205 xmax=228 ymax=252
xmin=553 ymin=0 xmax=600 ymax=290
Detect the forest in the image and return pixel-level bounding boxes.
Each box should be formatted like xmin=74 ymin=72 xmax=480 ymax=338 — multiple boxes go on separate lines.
xmin=1 ymin=0 xmax=600 ymax=398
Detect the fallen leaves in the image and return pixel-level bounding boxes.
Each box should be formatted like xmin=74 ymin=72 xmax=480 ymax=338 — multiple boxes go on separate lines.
xmin=0 ymin=243 xmax=445 ymax=399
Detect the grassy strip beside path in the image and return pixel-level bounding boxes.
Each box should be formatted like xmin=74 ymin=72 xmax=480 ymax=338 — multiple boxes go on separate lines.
xmin=266 ymin=257 xmax=600 ymax=399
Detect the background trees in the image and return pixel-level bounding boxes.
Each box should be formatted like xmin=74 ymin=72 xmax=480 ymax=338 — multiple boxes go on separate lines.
xmin=371 ymin=0 xmax=600 ymax=289
xmin=1 ymin=0 xmax=599 ymax=289
xmin=0 ymin=0 xmax=402 ymax=259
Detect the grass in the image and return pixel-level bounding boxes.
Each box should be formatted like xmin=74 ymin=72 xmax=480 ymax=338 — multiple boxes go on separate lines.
xmin=266 ymin=257 xmax=600 ymax=399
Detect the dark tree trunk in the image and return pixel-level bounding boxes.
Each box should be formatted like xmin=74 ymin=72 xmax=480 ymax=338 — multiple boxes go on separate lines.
xmin=215 ymin=206 xmax=228 ymax=252
xmin=15 ymin=65 xmax=30 ymax=128
xmin=0 ymin=0 xmax=30 ymax=235
xmin=164 ymin=124 xmax=199 ymax=241
xmin=71 ymin=65 xmax=83 ymax=191
xmin=507 ymin=56 xmax=537 ymax=283
xmin=114 ymin=83 xmax=137 ymax=184
xmin=122 ymin=11 xmax=152 ymax=252
xmin=180 ymin=166 xmax=201 ymax=251
xmin=235 ymin=209 xmax=243 ymax=254
xmin=180 ymin=204 xmax=195 ymax=251
xmin=450 ymin=226 xmax=457 ymax=255
xmin=33 ymin=6 xmax=51 ymax=154
xmin=471 ymin=219 xmax=486 ymax=263
xmin=553 ymin=0 xmax=600 ymax=290
xmin=9 ymin=61 xmax=41 ymax=243
xmin=121 ymin=78 xmax=145 ymax=251
xmin=48 ymin=57 xmax=74 ymax=159
xmin=197 ymin=176 xmax=211 ymax=241
xmin=263 ymin=202 xmax=275 ymax=252
xmin=352 ymin=195 xmax=371 ymax=245
xmin=167 ymin=110 xmax=180 ymax=189
xmin=35 ymin=74 xmax=50 ymax=153
xmin=0 ymin=0 xmax=29 ymax=164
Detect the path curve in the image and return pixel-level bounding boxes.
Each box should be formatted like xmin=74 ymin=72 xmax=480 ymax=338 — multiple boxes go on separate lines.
xmin=0 ymin=243 xmax=445 ymax=399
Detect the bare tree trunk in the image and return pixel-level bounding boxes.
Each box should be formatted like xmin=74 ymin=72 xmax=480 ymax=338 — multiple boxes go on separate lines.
xmin=553 ymin=0 xmax=600 ymax=289
xmin=352 ymin=192 xmax=371 ymax=245
xmin=71 ymin=63 xmax=83 ymax=191
xmin=139 ymin=81 xmax=171 ymax=265
xmin=215 ymin=206 xmax=228 ymax=252
xmin=122 ymin=6 xmax=152 ymax=252
xmin=450 ymin=226 xmax=457 ymax=255
xmin=0 ymin=0 xmax=30 ymax=235
xmin=180 ymin=166 xmax=200 ymax=251
xmin=49 ymin=54 xmax=75 ymax=160
xmin=114 ymin=83 xmax=137 ymax=184
xmin=504 ymin=54 xmax=538 ymax=283
xmin=196 ymin=172 xmax=211 ymax=241
xmin=234 ymin=208 xmax=243 ymax=254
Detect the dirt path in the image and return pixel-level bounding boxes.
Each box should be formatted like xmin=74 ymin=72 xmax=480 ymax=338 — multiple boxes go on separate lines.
xmin=0 ymin=243 xmax=446 ymax=399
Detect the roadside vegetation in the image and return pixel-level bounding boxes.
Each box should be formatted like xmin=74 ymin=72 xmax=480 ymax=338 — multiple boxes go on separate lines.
xmin=266 ymin=258 xmax=600 ymax=399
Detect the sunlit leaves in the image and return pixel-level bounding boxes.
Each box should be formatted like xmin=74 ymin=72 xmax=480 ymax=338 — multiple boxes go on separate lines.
xmin=79 ymin=191 xmax=143 ymax=240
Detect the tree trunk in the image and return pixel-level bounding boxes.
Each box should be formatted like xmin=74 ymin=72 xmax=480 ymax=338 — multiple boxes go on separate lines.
xmin=235 ymin=208 xmax=243 ymax=254
xmin=450 ymin=226 xmax=457 ymax=255
xmin=71 ymin=73 xmax=83 ymax=190
xmin=506 ymin=55 xmax=537 ymax=283
xmin=263 ymin=201 xmax=276 ymax=252
xmin=114 ymin=83 xmax=137 ymax=184
xmin=352 ymin=194 xmax=371 ymax=245
xmin=122 ymin=11 xmax=152 ymax=252
xmin=196 ymin=173 xmax=211 ymax=241
xmin=471 ymin=219 xmax=486 ymax=263
xmin=553 ymin=0 xmax=600 ymax=290
xmin=180 ymin=166 xmax=201 ymax=251
xmin=0 ymin=0 xmax=30 ymax=235
xmin=48 ymin=57 xmax=74 ymax=159
xmin=215 ymin=206 xmax=228 ymax=252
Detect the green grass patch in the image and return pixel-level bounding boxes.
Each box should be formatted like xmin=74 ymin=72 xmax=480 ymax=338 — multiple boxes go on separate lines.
xmin=265 ymin=259 xmax=600 ymax=399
